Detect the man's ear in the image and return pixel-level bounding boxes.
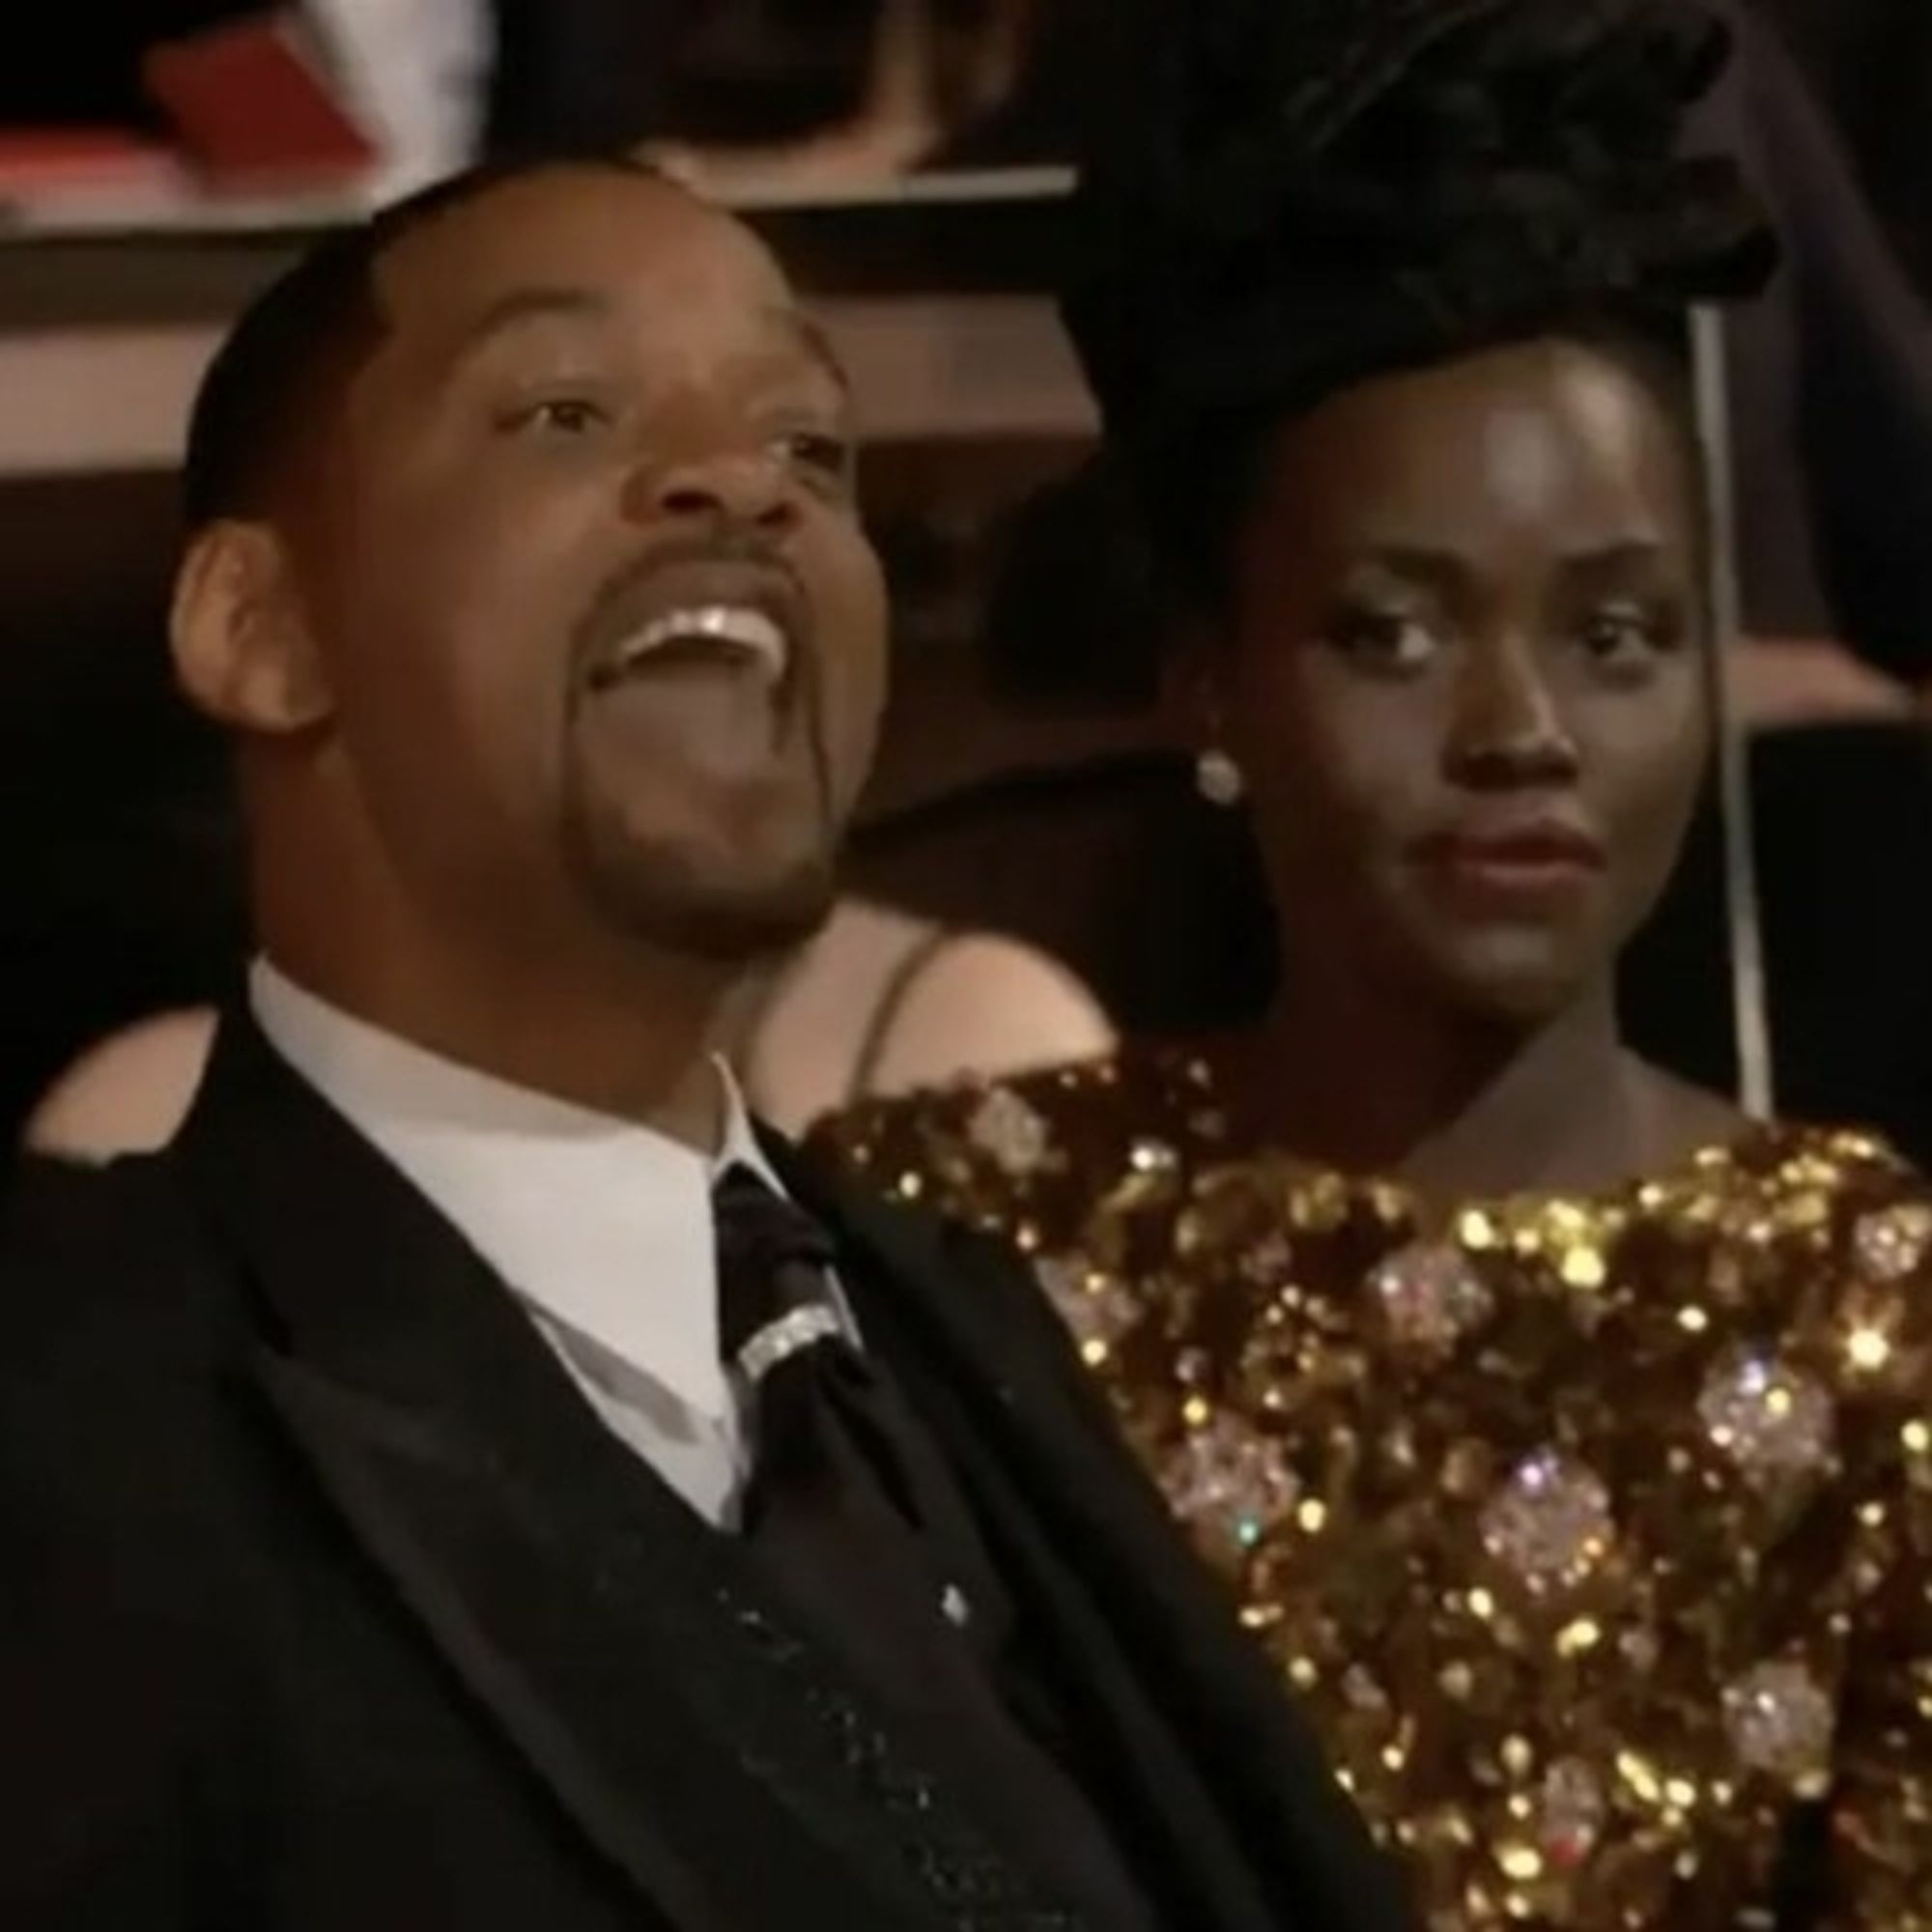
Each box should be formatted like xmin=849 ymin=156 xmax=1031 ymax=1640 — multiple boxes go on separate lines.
xmin=170 ymin=521 xmax=335 ymax=735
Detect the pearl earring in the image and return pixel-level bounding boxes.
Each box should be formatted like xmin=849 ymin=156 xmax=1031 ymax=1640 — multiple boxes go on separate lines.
xmin=1195 ymin=748 xmax=1245 ymax=807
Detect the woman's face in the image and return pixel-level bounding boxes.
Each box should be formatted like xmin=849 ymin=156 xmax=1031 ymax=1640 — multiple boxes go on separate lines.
xmin=1198 ymin=337 xmax=1708 ymax=1024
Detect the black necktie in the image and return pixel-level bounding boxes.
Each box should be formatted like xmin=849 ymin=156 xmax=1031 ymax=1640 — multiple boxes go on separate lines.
xmin=714 ymin=1164 xmax=981 ymax=1598
xmin=710 ymin=1166 xmax=1158 ymax=1932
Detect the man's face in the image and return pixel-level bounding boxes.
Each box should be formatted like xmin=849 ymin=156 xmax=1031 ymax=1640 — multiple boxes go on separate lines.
xmin=287 ymin=167 xmax=889 ymax=964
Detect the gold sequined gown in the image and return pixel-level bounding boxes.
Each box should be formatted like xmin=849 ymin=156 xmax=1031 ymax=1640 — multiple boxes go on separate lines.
xmin=813 ymin=1046 xmax=1932 ymax=1928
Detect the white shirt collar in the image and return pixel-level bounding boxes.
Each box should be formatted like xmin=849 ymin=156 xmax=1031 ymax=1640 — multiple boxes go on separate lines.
xmin=249 ymin=958 xmax=778 ymax=1424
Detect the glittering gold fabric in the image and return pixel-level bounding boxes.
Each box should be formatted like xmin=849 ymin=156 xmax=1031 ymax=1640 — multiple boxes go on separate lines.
xmin=813 ymin=1047 xmax=1932 ymax=1928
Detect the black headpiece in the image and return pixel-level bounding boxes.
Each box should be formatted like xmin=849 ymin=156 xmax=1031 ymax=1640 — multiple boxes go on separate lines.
xmin=1061 ymin=0 xmax=1775 ymax=454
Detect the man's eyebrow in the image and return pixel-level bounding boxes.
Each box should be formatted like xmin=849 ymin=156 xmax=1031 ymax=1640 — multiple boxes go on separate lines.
xmin=771 ymin=307 xmax=850 ymax=394
xmin=440 ymin=288 xmax=850 ymax=395
xmin=448 ymin=287 xmax=613 ymax=364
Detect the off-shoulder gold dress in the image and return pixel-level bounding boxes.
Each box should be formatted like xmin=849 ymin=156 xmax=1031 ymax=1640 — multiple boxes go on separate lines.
xmin=815 ymin=1045 xmax=1931 ymax=1928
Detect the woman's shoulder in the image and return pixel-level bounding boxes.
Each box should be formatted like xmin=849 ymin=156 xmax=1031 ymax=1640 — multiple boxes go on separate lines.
xmin=805 ymin=1038 xmax=1220 ymax=1229
xmin=24 ymin=1008 xmax=218 ymax=1162
xmin=1696 ymin=1117 xmax=1932 ymax=1321
xmin=745 ymin=902 xmax=1115 ymax=1133
xmin=1664 ymin=1114 xmax=1932 ymax=1237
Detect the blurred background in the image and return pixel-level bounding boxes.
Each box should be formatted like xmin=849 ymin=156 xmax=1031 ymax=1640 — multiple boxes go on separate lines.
xmin=3 ymin=0 xmax=1931 ymax=1157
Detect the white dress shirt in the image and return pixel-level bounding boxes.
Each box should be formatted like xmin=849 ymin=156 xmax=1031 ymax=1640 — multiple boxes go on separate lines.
xmin=251 ymin=960 xmax=844 ymax=1526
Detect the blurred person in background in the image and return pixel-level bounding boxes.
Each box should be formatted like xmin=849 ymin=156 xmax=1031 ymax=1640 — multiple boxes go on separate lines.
xmin=815 ymin=1 xmax=1931 ymax=1923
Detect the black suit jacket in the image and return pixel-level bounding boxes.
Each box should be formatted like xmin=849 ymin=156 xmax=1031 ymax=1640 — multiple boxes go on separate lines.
xmin=0 ymin=1014 xmax=1409 ymax=1931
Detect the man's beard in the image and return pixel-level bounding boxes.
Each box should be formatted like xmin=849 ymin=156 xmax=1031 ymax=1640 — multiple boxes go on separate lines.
xmin=559 ymin=790 xmax=842 ymax=966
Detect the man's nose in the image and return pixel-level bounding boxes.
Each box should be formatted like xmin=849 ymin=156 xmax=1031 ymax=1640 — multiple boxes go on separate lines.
xmin=629 ymin=448 xmax=799 ymax=534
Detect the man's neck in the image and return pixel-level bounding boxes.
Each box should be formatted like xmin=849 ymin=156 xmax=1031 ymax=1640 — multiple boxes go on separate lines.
xmin=1231 ymin=972 xmax=1653 ymax=1204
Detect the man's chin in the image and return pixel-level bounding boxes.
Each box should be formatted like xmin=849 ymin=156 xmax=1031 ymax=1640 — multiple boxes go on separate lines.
xmin=586 ymin=852 xmax=841 ymax=966
xmin=653 ymin=874 xmax=839 ymax=965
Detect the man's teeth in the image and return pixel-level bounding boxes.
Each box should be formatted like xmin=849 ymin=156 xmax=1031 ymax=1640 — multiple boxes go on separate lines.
xmin=616 ymin=605 xmax=788 ymax=675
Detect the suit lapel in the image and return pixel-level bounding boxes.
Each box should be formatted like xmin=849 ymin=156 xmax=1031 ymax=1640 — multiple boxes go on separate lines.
xmin=777 ymin=1139 xmax=1416 ymax=1932
xmin=167 ymin=1016 xmax=1059 ymax=1932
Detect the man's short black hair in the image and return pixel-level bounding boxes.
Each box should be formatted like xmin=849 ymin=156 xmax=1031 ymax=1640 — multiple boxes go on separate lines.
xmin=181 ymin=151 xmax=667 ymax=531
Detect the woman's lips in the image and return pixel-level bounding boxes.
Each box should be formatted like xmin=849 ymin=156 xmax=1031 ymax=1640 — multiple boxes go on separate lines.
xmin=1410 ymin=824 xmax=1606 ymax=902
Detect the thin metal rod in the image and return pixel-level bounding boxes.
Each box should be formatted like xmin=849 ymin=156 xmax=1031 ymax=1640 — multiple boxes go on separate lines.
xmin=1690 ymin=304 xmax=1775 ymax=1120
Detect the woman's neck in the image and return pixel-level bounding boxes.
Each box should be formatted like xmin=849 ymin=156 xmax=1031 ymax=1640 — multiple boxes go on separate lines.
xmin=1222 ymin=973 xmax=1680 ymax=1204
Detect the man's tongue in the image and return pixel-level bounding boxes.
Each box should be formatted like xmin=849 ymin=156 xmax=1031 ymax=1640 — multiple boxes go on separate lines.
xmin=587 ymin=643 xmax=788 ymax=773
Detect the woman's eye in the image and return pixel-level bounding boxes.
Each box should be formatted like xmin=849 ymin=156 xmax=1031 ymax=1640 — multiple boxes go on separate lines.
xmin=1328 ymin=608 xmax=1441 ymax=673
xmin=1578 ymin=605 xmax=1679 ymax=668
